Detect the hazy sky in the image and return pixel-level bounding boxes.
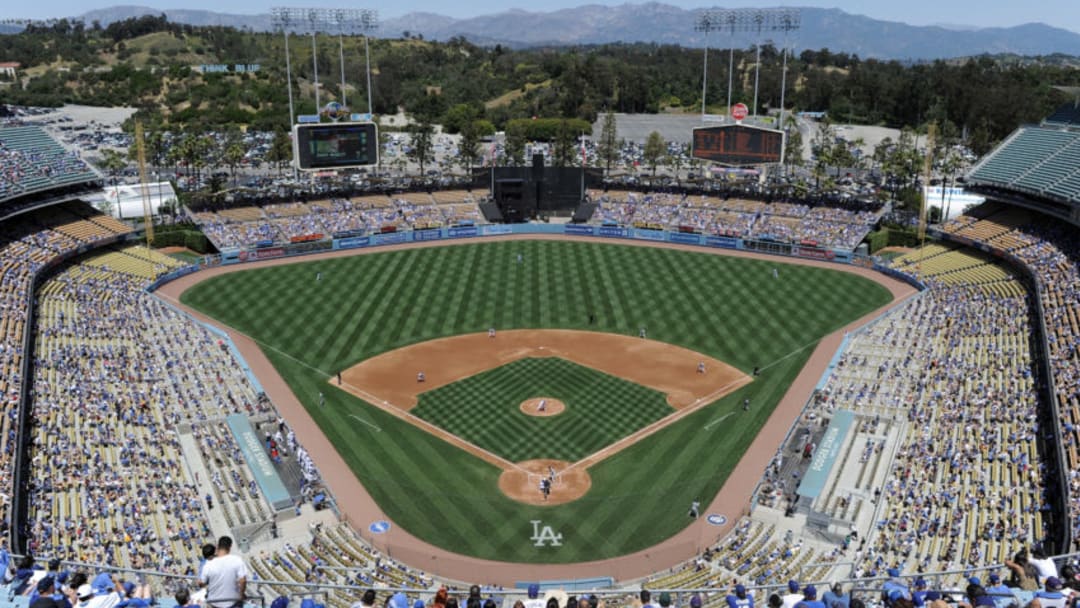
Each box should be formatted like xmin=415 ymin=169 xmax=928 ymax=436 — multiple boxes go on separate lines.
xmin=7 ymin=0 xmax=1080 ymax=33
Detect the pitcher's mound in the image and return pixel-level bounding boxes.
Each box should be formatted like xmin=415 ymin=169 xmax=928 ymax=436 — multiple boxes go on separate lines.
xmin=519 ymin=397 xmax=565 ymax=417
xmin=499 ymin=459 xmax=591 ymax=506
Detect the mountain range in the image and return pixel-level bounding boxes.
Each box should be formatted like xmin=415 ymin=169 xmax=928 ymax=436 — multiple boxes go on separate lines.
xmin=21 ymin=3 xmax=1080 ymax=60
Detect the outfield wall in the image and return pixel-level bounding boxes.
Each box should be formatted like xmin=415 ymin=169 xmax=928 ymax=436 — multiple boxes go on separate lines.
xmin=178 ymin=223 xmax=857 ymax=270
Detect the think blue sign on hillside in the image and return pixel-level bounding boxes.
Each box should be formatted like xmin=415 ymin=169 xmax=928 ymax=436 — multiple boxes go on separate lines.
xmin=797 ymin=409 xmax=855 ymax=499
xmin=227 ymin=414 xmax=293 ymax=510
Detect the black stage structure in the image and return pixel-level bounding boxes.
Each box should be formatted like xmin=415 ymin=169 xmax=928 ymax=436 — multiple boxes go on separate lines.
xmin=473 ymin=154 xmax=603 ymax=222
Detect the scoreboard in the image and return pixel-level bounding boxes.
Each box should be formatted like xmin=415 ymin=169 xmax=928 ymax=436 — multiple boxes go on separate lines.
xmin=292 ymin=121 xmax=379 ymax=171
xmin=691 ymin=124 xmax=784 ymax=166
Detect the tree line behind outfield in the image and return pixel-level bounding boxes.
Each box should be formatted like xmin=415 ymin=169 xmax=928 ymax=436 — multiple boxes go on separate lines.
xmin=3 ymin=15 xmax=1080 ymax=152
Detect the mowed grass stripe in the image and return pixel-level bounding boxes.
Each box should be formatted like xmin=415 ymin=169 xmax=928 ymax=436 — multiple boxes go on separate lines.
xmin=182 ymin=240 xmax=893 ymax=563
xmin=414 ymin=358 xmax=670 ymax=462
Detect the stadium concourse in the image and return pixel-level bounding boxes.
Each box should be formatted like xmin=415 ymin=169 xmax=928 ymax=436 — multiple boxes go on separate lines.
xmin=3 ymin=122 xmax=1080 ymax=608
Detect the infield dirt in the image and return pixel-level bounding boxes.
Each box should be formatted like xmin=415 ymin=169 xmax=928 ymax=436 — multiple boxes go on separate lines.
xmin=336 ymin=329 xmax=750 ymax=410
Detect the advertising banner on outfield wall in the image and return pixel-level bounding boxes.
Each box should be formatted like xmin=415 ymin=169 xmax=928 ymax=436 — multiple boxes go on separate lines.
xmin=414 ymin=229 xmax=445 ymax=242
xmin=334 ymin=236 xmax=371 ymax=250
xmin=374 ymin=231 xmax=409 ymax=246
xmin=450 ymin=226 xmax=481 ymax=238
xmin=597 ymin=226 xmax=628 ymax=238
xmin=668 ymin=232 xmax=702 ymax=245
xmin=240 ymin=247 xmax=285 ymax=262
xmin=792 ymin=246 xmax=835 ymax=261
xmin=631 ymin=228 xmax=666 ymax=242
xmin=564 ymin=225 xmax=595 ymax=236
xmin=704 ymin=236 xmax=739 ymax=249
xmin=480 ymin=225 xmax=511 ymax=236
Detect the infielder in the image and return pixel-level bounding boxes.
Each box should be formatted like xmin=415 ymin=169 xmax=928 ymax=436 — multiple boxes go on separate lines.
xmin=697 ymin=361 xmax=706 ymax=374
xmin=417 ymin=371 xmax=425 ymax=383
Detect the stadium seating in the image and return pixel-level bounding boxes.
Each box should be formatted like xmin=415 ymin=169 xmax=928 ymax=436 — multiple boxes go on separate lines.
xmin=940 ymin=206 xmax=1080 ymax=546
xmin=587 ymin=191 xmax=880 ymax=250
xmin=190 ymin=194 xmax=486 ymax=249
xmin=968 ymin=126 xmax=1080 ymax=204
xmin=0 ymin=126 xmax=99 ymax=201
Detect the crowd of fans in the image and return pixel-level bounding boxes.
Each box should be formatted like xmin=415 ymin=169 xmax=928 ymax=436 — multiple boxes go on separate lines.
xmin=940 ymin=204 xmax=1080 ymax=550
xmin=0 ymin=127 xmax=98 ymax=200
xmin=588 ymin=191 xmax=882 ymax=250
xmin=190 ymin=192 xmax=483 ymax=250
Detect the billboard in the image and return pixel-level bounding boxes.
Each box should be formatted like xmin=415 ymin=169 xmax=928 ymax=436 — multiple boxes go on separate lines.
xmin=293 ymin=121 xmax=379 ymax=171
xmin=692 ymin=124 xmax=784 ymax=166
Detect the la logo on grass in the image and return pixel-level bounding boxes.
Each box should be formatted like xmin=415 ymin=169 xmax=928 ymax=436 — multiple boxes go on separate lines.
xmin=530 ymin=520 xmax=563 ymax=547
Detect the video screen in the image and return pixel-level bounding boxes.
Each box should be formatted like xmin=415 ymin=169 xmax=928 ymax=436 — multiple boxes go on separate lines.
xmin=294 ymin=122 xmax=378 ymax=169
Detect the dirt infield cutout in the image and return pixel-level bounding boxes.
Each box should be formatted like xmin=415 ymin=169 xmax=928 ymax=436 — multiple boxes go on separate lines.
xmin=498 ymin=459 xmax=591 ymax=506
xmin=519 ymin=397 xmax=565 ymax=417
xmin=334 ymin=329 xmax=752 ymax=505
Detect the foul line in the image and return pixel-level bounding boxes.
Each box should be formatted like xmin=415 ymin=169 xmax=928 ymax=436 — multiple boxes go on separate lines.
xmin=349 ymin=414 xmax=382 ymax=432
xmin=562 ymin=336 xmax=821 ymax=474
xmin=704 ymin=411 xmax=736 ymax=430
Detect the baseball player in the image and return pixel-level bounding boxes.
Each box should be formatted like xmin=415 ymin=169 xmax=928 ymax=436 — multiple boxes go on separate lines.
xmin=639 ymin=326 xmax=647 ymax=339
xmin=697 ymin=361 xmax=706 ymax=374
xmin=488 ymin=327 xmax=496 ymax=338
xmin=318 ymin=392 xmax=325 ymax=406
xmin=316 ymin=271 xmax=323 ymax=282
xmin=417 ymin=371 xmax=425 ymax=383
xmin=688 ymin=500 xmax=700 ymax=518
xmin=538 ymin=399 xmax=547 ymax=412
xmin=772 ymin=268 xmax=779 ymax=279
xmin=548 ymin=465 xmax=556 ymax=481
xmin=743 ymin=398 xmax=750 ymax=411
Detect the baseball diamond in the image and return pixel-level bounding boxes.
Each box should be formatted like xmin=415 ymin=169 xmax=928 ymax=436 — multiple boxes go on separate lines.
xmin=175 ymin=237 xmax=896 ymax=565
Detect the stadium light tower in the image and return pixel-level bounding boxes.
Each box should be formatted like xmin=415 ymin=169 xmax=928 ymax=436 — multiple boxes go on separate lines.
xmin=693 ymin=9 xmax=800 ymax=123
xmin=271 ymin=7 xmax=380 ymax=120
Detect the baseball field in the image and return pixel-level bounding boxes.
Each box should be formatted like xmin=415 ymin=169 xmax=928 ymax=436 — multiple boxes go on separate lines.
xmin=180 ymin=239 xmax=892 ymax=563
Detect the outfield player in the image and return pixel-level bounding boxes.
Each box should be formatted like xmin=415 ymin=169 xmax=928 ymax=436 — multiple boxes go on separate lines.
xmin=688 ymin=500 xmax=700 ymax=518
xmin=743 ymin=398 xmax=750 ymax=411
xmin=772 ymin=268 xmax=779 ymax=279
xmin=316 ymin=272 xmax=323 ymax=282
xmin=319 ymin=392 xmax=325 ymax=406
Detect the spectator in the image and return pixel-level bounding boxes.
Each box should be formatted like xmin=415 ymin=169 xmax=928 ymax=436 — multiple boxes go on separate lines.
xmin=823 ymin=582 xmax=850 ymax=608
xmin=728 ymin=584 xmax=753 ymax=608
xmin=175 ymin=588 xmax=200 ymax=608
xmin=782 ymin=581 xmax=804 ymax=608
xmin=524 ymin=585 xmax=544 ymax=608
xmin=199 ymin=536 xmax=248 ymax=608
xmin=798 ymin=586 xmax=825 ymax=608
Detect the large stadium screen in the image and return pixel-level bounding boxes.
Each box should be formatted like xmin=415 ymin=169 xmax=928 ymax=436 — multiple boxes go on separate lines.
xmin=292 ymin=122 xmax=379 ymax=170
xmin=692 ymin=124 xmax=784 ymax=166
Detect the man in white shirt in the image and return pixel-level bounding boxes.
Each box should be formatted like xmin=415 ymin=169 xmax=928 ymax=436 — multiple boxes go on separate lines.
xmin=199 ymin=536 xmax=248 ymax=608
xmin=1030 ymin=548 xmax=1059 ymax=583
xmin=782 ymin=580 xmax=804 ymax=608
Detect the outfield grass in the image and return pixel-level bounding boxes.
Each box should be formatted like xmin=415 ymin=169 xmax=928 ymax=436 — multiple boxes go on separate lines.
xmin=181 ymin=240 xmax=893 ymax=563
xmin=414 ymin=357 xmax=672 ymax=463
